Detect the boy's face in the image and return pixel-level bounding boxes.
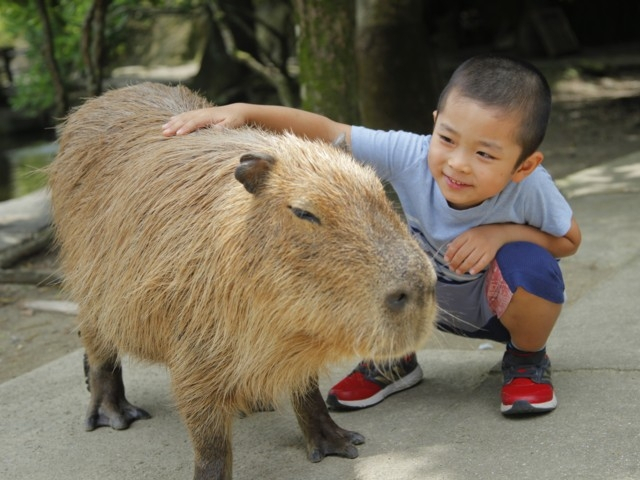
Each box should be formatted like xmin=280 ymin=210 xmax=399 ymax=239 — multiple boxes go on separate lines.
xmin=429 ymin=91 xmax=541 ymax=209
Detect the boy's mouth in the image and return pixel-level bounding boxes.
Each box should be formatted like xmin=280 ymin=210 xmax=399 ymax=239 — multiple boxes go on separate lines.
xmin=444 ymin=174 xmax=470 ymax=189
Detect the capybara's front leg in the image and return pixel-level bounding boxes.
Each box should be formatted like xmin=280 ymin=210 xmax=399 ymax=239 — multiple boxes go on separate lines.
xmin=190 ymin=428 xmax=232 ymax=480
xmin=180 ymin=405 xmax=233 ymax=480
xmin=84 ymin=352 xmax=151 ymax=431
xmin=293 ymin=377 xmax=365 ymax=463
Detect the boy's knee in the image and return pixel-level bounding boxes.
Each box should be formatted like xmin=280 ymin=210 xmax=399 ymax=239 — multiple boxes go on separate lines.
xmin=495 ymin=241 xmax=564 ymax=304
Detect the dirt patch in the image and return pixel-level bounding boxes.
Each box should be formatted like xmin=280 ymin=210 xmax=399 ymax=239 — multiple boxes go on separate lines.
xmin=2 ymin=63 xmax=640 ymax=384
xmin=0 ymin=248 xmax=81 ymax=383
xmin=0 ymin=282 xmax=80 ymax=383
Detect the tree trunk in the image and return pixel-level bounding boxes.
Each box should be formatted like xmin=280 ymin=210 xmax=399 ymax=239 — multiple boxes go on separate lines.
xmin=81 ymin=3 xmax=95 ymax=90
xmin=82 ymin=0 xmax=110 ymax=96
xmin=91 ymin=0 xmax=109 ymax=95
xmin=34 ymin=0 xmax=68 ymax=117
xmin=292 ymin=0 xmax=359 ymax=124
xmin=356 ymin=0 xmax=438 ymax=133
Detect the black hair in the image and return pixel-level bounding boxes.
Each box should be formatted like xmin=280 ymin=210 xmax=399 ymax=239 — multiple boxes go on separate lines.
xmin=437 ymin=54 xmax=551 ymax=165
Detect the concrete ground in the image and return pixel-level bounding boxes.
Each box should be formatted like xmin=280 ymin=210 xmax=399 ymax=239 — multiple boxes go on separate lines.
xmin=1 ymin=150 xmax=640 ymax=479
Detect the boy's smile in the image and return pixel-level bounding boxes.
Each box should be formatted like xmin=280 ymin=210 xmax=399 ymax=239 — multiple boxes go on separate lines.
xmin=429 ymin=91 xmax=541 ymax=209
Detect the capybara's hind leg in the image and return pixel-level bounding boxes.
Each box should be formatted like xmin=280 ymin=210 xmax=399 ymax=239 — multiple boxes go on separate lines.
xmin=82 ymin=329 xmax=150 ymax=431
xmin=293 ymin=377 xmax=365 ymax=463
xmin=84 ymin=355 xmax=151 ymax=431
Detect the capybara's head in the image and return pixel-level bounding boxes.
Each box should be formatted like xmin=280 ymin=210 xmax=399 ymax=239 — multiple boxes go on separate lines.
xmin=217 ymin=129 xmax=437 ymax=364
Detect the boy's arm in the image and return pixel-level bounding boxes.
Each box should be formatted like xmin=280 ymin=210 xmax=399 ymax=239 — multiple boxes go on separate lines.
xmin=445 ymin=217 xmax=582 ymax=275
xmin=162 ymin=103 xmax=351 ymax=145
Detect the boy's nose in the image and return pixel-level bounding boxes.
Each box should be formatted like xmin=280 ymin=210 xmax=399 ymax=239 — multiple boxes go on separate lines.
xmin=447 ymin=152 xmax=471 ymax=172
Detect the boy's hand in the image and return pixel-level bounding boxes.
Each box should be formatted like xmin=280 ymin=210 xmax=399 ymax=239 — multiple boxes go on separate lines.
xmin=444 ymin=225 xmax=505 ymax=275
xmin=162 ymin=105 xmax=247 ymax=136
xmin=445 ymin=219 xmax=581 ymax=275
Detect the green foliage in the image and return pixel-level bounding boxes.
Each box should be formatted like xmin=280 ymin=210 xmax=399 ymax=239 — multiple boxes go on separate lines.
xmin=0 ymin=0 xmax=91 ymax=114
xmin=0 ymin=0 xmax=206 ymax=116
xmin=10 ymin=60 xmax=56 ymax=115
xmin=12 ymin=146 xmax=54 ymax=197
xmin=0 ymin=13 xmax=13 ymax=45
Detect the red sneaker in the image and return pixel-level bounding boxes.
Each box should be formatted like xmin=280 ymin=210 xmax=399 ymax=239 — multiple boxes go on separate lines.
xmin=326 ymin=353 xmax=423 ymax=410
xmin=501 ymin=348 xmax=557 ymax=415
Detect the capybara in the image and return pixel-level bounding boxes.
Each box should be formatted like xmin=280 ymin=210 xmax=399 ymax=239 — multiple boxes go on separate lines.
xmin=49 ymin=82 xmax=437 ymax=480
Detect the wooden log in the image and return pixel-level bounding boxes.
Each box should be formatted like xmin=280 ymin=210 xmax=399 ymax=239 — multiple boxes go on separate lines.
xmin=0 ymin=268 xmax=61 ymax=285
xmin=0 ymin=228 xmax=53 ymax=269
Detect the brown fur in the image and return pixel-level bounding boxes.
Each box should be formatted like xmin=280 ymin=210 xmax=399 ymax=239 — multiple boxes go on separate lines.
xmin=49 ymin=82 xmax=436 ymax=478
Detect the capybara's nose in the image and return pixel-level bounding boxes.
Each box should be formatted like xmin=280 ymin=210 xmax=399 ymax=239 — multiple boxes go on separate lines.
xmin=385 ymin=290 xmax=409 ymax=312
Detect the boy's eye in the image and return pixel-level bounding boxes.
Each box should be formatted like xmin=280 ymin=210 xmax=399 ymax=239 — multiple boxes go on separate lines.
xmin=439 ymin=134 xmax=454 ymax=144
xmin=477 ymin=151 xmax=496 ymax=160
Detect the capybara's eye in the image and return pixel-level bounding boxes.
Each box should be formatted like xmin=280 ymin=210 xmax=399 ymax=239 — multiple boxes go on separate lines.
xmin=289 ymin=206 xmax=321 ymax=225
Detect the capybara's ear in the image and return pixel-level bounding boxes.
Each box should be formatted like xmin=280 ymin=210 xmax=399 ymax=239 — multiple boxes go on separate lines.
xmin=235 ymin=153 xmax=276 ymax=194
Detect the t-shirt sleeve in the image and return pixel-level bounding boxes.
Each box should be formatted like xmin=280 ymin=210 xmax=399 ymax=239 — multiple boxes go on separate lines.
xmin=350 ymin=126 xmax=430 ymax=182
xmin=521 ymin=167 xmax=573 ymax=237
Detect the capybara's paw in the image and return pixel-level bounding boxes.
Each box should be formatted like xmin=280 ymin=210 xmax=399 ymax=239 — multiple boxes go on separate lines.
xmin=306 ymin=427 xmax=365 ymax=463
xmin=85 ymin=400 xmax=151 ymax=431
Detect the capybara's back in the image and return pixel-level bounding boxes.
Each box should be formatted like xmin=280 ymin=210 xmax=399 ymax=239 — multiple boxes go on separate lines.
xmin=49 ymin=82 xmax=436 ymax=479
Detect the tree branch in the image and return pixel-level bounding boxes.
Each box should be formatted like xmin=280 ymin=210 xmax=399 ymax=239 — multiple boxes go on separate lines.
xmin=34 ymin=0 xmax=68 ymax=117
xmin=208 ymin=0 xmax=297 ymax=106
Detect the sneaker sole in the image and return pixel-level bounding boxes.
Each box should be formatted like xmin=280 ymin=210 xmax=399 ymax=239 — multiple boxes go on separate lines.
xmin=500 ymin=393 xmax=557 ymax=415
xmin=326 ymin=365 xmax=424 ymax=410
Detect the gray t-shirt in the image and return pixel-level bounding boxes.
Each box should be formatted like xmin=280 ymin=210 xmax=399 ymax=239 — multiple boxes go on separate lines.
xmin=350 ymin=126 xmax=573 ymax=282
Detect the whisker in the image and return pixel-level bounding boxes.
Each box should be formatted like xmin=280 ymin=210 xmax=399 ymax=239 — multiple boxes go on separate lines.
xmin=434 ymin=305 xmax=493 ymax=337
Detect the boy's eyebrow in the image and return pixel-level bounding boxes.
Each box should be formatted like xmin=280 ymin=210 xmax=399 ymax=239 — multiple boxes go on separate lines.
xmin=437 ymin=121 xmax=457 ymax=135
xmin=437 ymin=121 xmax=504 ymax=152
xmin=478 ymin=139 xmax=504 ymax=152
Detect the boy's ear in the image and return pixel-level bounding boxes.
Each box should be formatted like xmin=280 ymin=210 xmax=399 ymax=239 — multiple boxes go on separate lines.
xmin=432 ymin=110 xmax=438 ymax=123
xmin=511 ymin=151 xmax=543 ymax=183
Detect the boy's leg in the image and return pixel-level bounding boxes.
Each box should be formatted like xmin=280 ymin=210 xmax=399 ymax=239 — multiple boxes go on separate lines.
xmin=489 ymin=242 xmax=565 ymax=415
xmin=499 ymin=287 xmax=561 ymax=352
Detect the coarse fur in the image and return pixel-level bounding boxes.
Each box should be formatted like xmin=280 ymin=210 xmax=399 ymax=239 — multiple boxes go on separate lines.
xmin=49 ymin=82 xmax=436 ymax=478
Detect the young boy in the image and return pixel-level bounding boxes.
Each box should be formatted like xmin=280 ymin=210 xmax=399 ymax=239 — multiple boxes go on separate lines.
xmin=163 ymin=54 xmax=581 ymax=415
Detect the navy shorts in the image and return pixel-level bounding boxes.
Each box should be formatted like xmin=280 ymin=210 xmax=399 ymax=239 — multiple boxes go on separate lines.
xmin=435 ymin=242 xmax=565 ymax=343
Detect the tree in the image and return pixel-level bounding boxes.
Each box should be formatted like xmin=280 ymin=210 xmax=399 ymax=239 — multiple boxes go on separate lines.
xmin=355 ymin=0 xmax=438 ymax=132
xmin=205 ymin=0 xmax=298 ymax=107
xmin=0 ymin=0 xmax=204 ymax=117
xmin=34 ymin=0 xmax=68 ymax=117
xmin=292 ymin=0 xmax=359 ymax=124
xmin=0 ymin=0 xmax=96 ymax=116
xmin=82 ymin=0 xmax=111 ymax=97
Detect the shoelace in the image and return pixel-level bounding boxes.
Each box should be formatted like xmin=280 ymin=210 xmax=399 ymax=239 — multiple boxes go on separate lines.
xmin=355 ymin=359 xmax=410 ymax=382
xmin=503 ymin=358 xmax=550 ymax=383
xmin=354 ymin=361 xmax=379 ymax=378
